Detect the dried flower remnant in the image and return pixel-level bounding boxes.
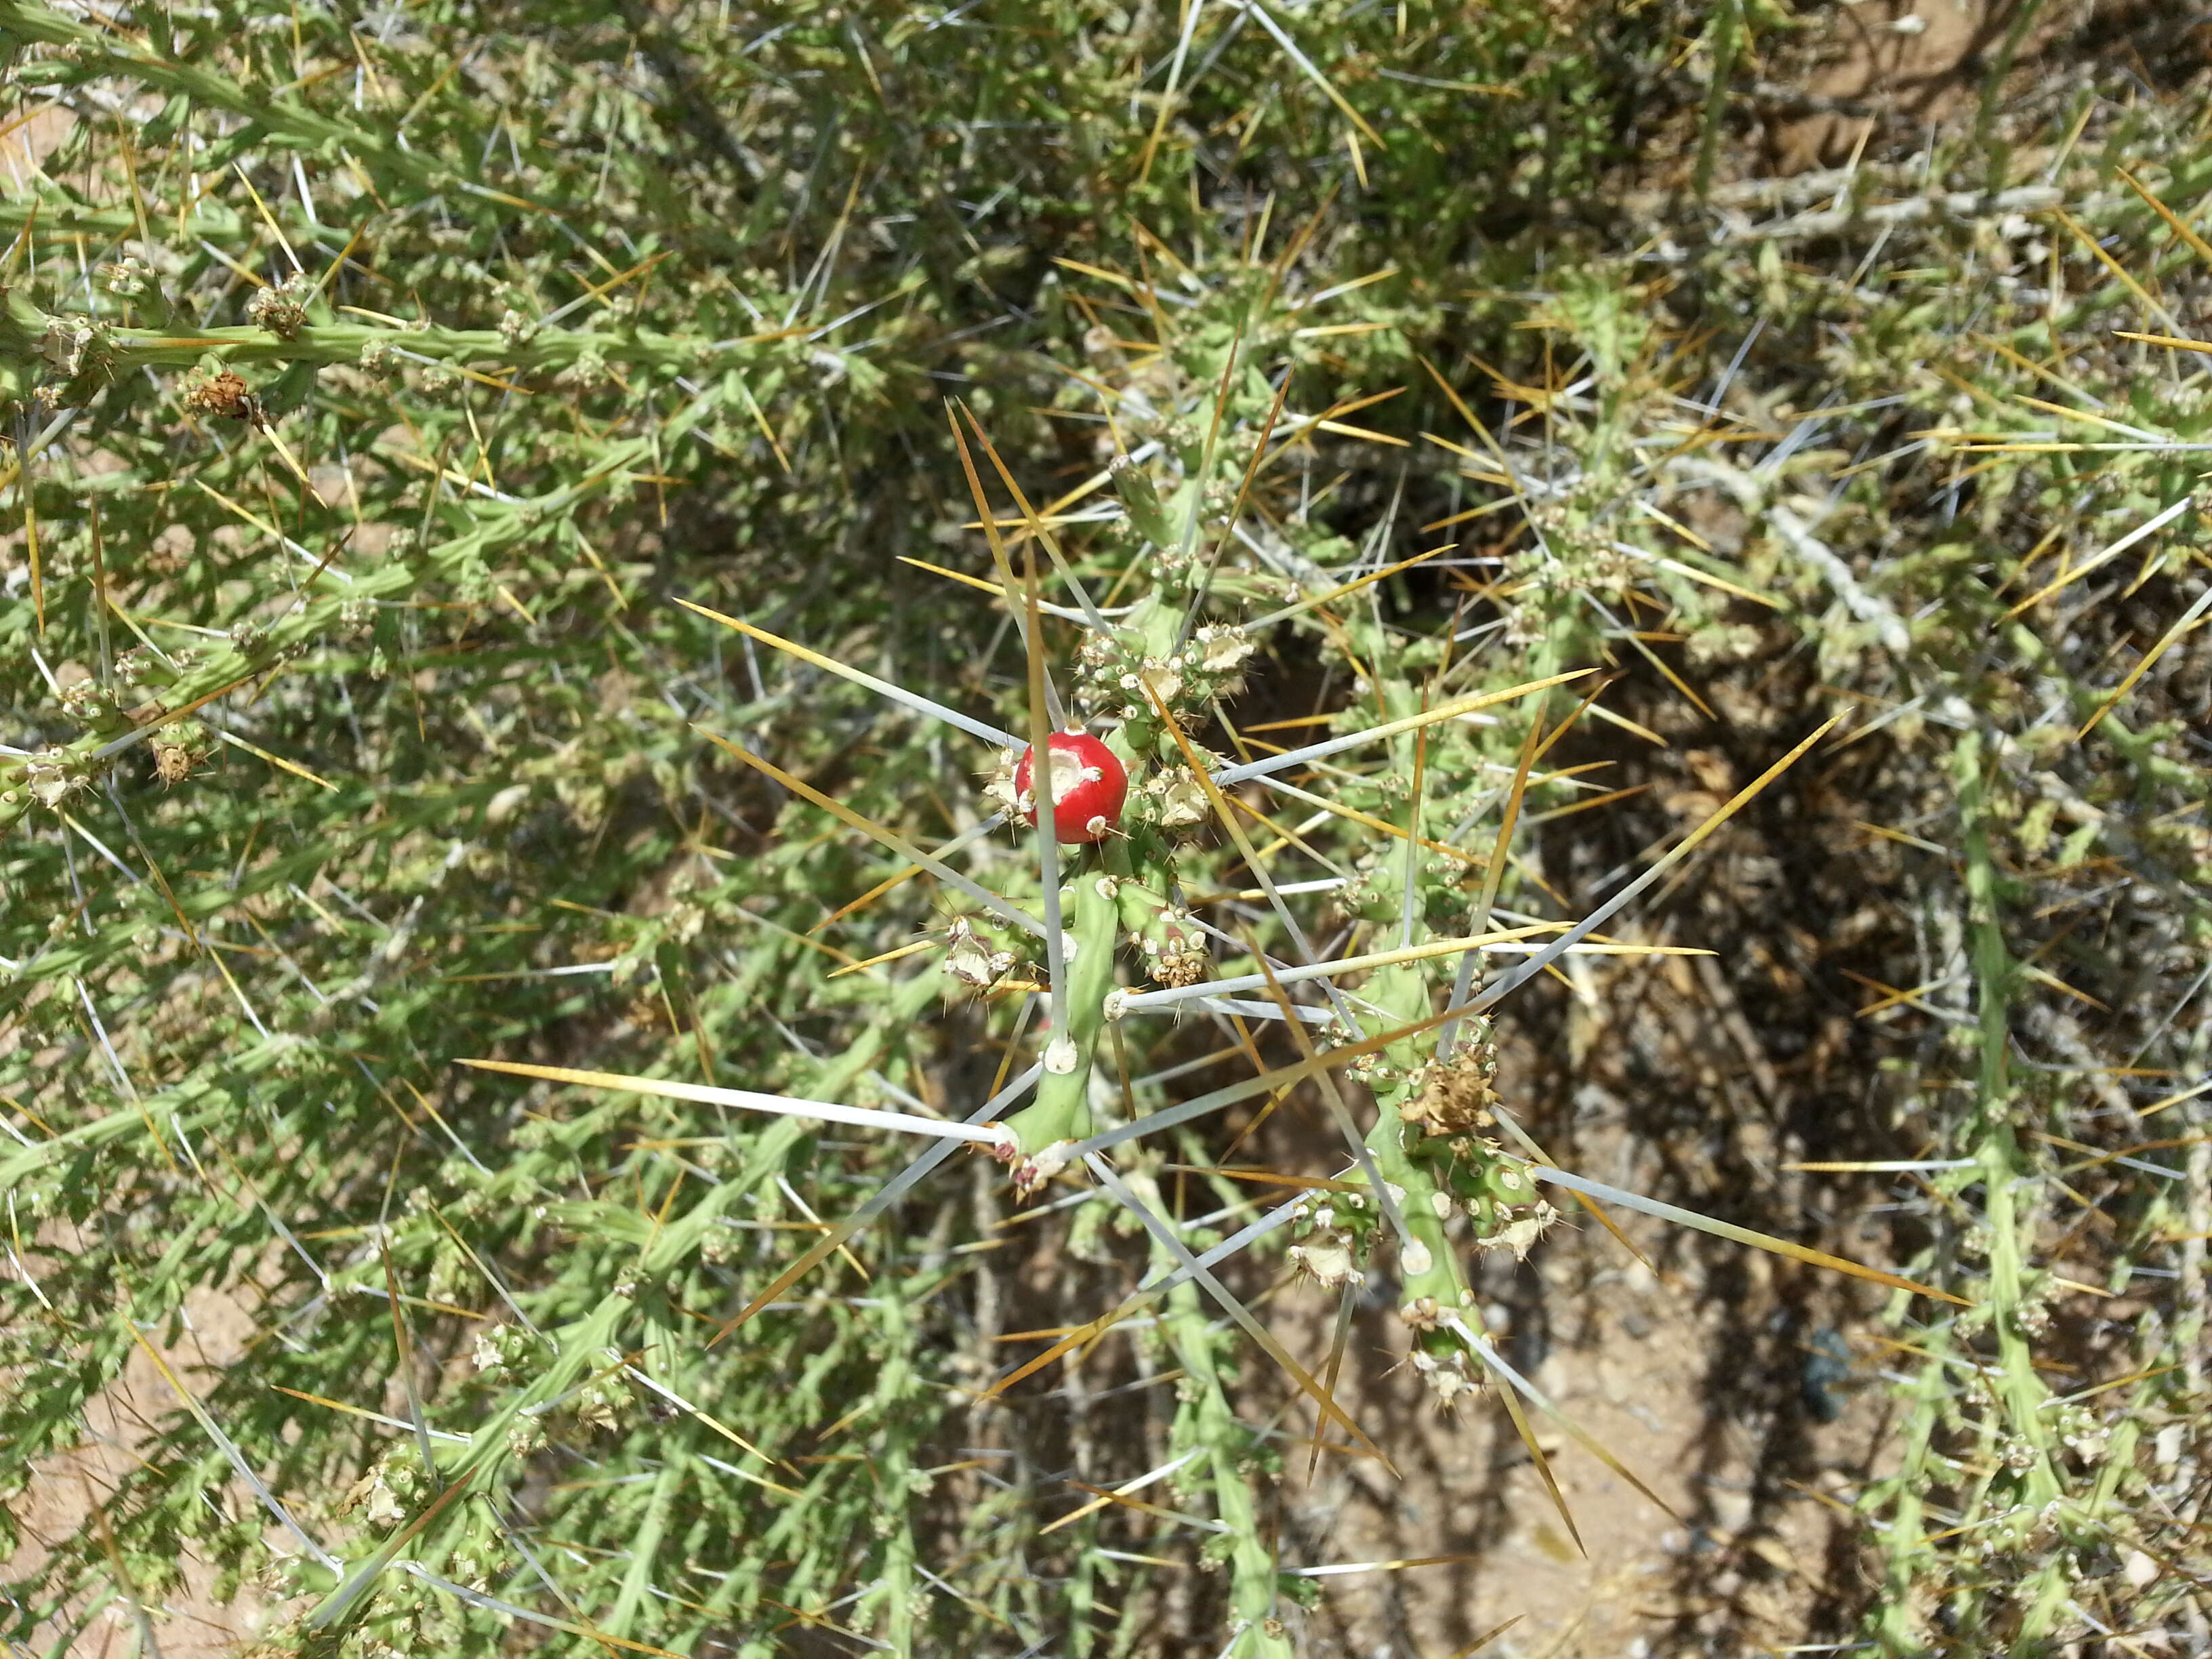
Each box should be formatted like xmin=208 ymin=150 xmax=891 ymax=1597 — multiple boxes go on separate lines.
xmin=1132 ymin=904 xmax=1208 ymax=987
xmin=1401 ymin=1027 xmax=1501 ymax=1138
xmin=1473 ymin=1200 xmax=1558 ymax=1263
xmin=150 ymin=720 xmax=211 ymax=786
xmin=941 ymin=914 xmax=1016 ymax=990
xmin=1287 ymin=1227 xmax=1357 ymax=1288
xmin=1144 ymin=763 xmax=1210 ymax=831
xmin=245 ymin=274 xmax=312 ymax=339
xmin=21 ymin=749 xmax=87 ymax=811
xmin=180 ymin=367 xmax=254 ymax=421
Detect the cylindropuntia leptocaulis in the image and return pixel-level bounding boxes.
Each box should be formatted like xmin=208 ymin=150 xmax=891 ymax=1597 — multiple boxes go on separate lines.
xmin=462 ymin=370 xmax=1936 ymax=1659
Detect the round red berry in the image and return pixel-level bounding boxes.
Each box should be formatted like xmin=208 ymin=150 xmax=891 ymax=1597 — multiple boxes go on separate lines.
xmin=1015 ymin=731 xmax=1128 ymax=844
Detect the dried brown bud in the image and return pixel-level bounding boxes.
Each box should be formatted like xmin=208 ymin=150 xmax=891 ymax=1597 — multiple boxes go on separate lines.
xmin=1401 ymin=1036 xmax=1500 ymax=1138
xmin=246 ymin=276 xmax=310 ymax=339
xmin=149 ymin=720 xmax=210 ymax=787
xmin=181 ymin=368 xmax=253 ymax=421
xmin=1153 ymin=947 xmax=1207 ymax=989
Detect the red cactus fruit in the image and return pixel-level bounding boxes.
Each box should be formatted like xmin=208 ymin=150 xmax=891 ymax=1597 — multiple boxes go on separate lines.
xmin=1014 ymin=732 xmax=1128 ymax=844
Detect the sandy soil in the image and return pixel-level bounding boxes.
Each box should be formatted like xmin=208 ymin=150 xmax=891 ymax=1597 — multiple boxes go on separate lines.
xmin=9 ymin=1273 xmax=281 ymax=1658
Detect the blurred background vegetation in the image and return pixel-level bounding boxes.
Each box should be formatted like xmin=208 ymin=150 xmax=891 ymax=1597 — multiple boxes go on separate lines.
xmin=2 ymin=1 xmax=2208 ymax=1654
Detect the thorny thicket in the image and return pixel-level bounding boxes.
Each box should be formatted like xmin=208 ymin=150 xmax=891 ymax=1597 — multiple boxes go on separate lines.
xmin=2 ymin=1 xmax=2209 ymax=1655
